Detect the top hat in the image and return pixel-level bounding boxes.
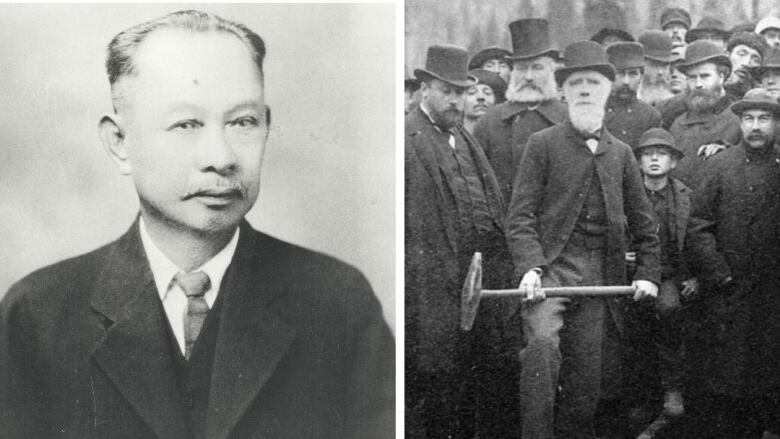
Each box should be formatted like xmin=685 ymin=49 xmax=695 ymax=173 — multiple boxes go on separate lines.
xmin=730 ymin=87 xmax=780 ymax=115
xmin=676 ymin=40 xmax=732 ymax=76
xmin=660 ymin=7 xmax=692 ymax=30
xmin=635 ymin=127 xmax=685 ymax=158
xmin=755 ymin=16 xmax=780 ymax=35
xmin=468 ymin=68 xmax=508 ymax=104
xmin=749 ymin=47 xmax=780 ymax=79
xmin=414 ymin=44 xmax=476 ymax=88
xmin=506 ymin=18 xmax=560 ymax=61
xmin=686 ymin=17 xmax=730 ymax=44
xmin=554 ymin=40 xmax=616 ymax=87
xmin=591 ymin=28 xmax=635 ymax=45
xmin=638 ymin=30 xmax=678 ymax=63
xmin=468 ymin=47 xmax=511 ymax=70
xmin=607 ymin=42 xmax=645 ymax=70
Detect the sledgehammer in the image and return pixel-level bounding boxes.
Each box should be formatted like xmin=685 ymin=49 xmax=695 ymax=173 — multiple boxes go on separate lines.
xmin=460 ymin=252 xmax=637 ymax=331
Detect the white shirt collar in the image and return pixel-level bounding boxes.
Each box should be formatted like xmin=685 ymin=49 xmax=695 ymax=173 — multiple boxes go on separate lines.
xmin=138 ymin=217 xmax=240 ymax=302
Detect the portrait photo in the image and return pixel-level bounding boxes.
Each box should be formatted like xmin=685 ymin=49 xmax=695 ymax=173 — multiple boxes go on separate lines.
xmin=0 ymin=3 xmax=394 ymax=438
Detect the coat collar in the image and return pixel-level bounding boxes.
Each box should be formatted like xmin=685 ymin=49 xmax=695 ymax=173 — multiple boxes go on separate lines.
xmin=500 ymin=98 xmax=567 ymax=124
xmin=90 ymin=219 xmax=295 ymax=439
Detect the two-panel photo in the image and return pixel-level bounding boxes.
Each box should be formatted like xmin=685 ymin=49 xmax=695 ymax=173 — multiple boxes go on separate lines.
xmin=1 ymin=1 xmax=780 ymax=438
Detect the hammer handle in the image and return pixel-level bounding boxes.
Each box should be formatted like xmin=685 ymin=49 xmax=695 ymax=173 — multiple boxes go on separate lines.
xmin=481 ymin=285 xmax=636 ymax=298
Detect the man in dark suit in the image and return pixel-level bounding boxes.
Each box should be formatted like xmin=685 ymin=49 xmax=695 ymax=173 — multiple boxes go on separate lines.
xmin=405 ymin=44 xmax=516 ymax=438
xmin=507 ymin=40 xmax=660 ymax=439
xmin=0 ymin=10 xmax=394 ymax=439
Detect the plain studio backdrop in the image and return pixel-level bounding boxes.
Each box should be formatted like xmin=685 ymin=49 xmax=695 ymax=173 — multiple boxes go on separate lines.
xmin=0 ymin=3 xmax=396 ymax=331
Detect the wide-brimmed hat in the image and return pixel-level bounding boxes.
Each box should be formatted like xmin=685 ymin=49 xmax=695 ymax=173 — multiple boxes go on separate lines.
xmin=506 ymin=18 xmax=560 ymax=61
xmin=638 ymin=30 xmax=678 ymax=63
xmin=607 ymin=42 xmax=644 ymax=70
xmin=414 ymin=44 xmax=476 ymax=88
xmin=727 ymin=31 xmax=767 ymax=59
xmin=554 ymin=40 xmax=616 ymax=87
xmin=731 ymin=87 xmax=780 ymax=116
xmin=660 ymin=7 xmax=692 ymax=30
xmin=591 ymin=28 xmax=635 ymax=45
xmin=468 ymin=68 xmax=507 ymax=104
xmin=635 ymin=128 xmax=685 ymax=158
xmin=755 ymin=16 xmax=780 ymax=35
xmin=676 ymin=40 xmax=732 ymax=76
xmin=468 ymin=47 xmax=511 ymax=70
xmin=686 ymin=17 xmax=730 ymax=44
xmin=749 ymin=47 xmax=780 ymax=79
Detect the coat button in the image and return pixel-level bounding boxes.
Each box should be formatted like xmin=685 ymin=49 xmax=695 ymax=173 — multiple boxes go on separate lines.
xmin=746 ymin=158 xmax=751 ymax=163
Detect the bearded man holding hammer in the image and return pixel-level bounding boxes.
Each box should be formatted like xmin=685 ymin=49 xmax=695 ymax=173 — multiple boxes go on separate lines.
xmin=507 ymin=40 xmax=661 ymax=439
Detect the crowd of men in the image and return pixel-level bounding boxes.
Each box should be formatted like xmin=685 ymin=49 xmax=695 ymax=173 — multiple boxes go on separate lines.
xmin=406 ymin=8 xmax=780 ymax=439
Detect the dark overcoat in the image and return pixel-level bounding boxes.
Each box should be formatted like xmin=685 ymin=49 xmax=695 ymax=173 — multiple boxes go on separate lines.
xmin=404 ymin=106 xmax=507 ymax=373
xmin=472 ymin=99 xmax=567 ymax=203
xmin=0 ymin=221 xmax=394 ymax=439
xmin=669 ymin=96 xmax=741 ymax=184
xmin=604 ymin=96 xmax=662 ymax=148
xmin=507 ymin=121 xmax=661 ymax=289
xmin=685 ymin=140 xmax=780 ymax=397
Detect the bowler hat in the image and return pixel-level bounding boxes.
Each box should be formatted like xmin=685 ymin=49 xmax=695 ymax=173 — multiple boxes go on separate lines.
xmin=506 ymin=18 xmax=560 ymax=61
xmin=607 ymin=42 xmax=644 ymax=70
xmin=676 ymin=40 xmax=731 ymax=76
xmin=730 ymin=22 xmax=757 ymax=34
xmin=635 ymin=128 xmax=684 ymax=158
xmin=468 ymin=47 xmax=511 ymax=70
xmin=414 ymin=44 xmax=476 ymax=88
xmin=638 ymin=30 xmax=678 ymax=63
xmin=468 ymin=69 xmax=507 ymax=104
xmin=749 ymin=47 xmax=780 ymax=79
xmin=554 ymin=40 xmax=616 ymax=87
xmin=660 ymin=7 xmax=692 ymax=30
xmin=730 ymin=87 xmax=780 ymax=116
xmin=686 ymin=17 xmax=730 ymax=44
xmin=755 ymin=16 xmax=780 ymax=35
xmin=591 ymin=28 xmax=635 ymax=45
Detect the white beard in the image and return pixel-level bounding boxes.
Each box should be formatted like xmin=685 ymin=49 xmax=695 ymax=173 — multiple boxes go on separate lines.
xmin=569 ymin=104 xmax=605 ymax=133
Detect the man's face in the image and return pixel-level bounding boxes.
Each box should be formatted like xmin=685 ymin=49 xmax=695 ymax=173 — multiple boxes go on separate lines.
xmin=670 ymin=64 xmax=686 ymax=94
xmin=760 ymin=69 xmax=780 ymax=99
xmin=664 ymin=23 xmax=688 ymax=47
xmin=739 ymin=109 xmax=776 ymax=149
xmin=762 ymin=29 xmax=780 ymax=49
xmin=686 ymin=62 xmax=724 ymax=96
xmin=612 ymin=67 xmax=642 ymax=101
xmin=463 ymin=84 xmax=496 ymax=120
xmin=421 ymin=78 xmax=465 ymax=129
xmin=105 ymin=30 xmax=268 ymax=236
xmin=728 ymin=44 xmax=762 ymax=85
xmin=482 ymin=58 xmax=510 ymax=83
xmin=506 ymin=56 xmax=557 ymax=103
xmin=562 ymin=70 xmax=612 ymax=131
xmin=644 ymin=59 xmax=672 ymax=86
xmin=638 ymin=146 xmax=677 ymax=177
xmin=697 ymin=32 xmax=727 ymax=51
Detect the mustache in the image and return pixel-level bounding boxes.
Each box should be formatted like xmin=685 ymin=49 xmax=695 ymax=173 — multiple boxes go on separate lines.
xmin=183 ymin=180 xmax=247 ymax=200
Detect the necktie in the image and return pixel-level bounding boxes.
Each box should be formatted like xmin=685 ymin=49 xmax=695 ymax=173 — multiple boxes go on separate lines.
xmin=174 ymin=271 xmax=211 ymax=360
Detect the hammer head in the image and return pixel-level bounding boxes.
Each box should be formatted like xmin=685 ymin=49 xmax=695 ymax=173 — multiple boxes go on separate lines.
xmin=460 ymin=252 xmax=483 ymax=331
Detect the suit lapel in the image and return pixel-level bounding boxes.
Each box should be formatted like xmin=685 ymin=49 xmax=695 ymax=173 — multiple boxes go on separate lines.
xmin=90 ymin=222 xmax=189 ymax=439
xmin=206 ymin=225 xmax=296 ymax=439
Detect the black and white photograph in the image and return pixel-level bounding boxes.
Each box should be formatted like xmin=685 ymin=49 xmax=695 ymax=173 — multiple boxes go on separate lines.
xmin=406 ymin=1 xmax=780 ymax=438
xmin=0 ymin=3 xmax=395 ymax=438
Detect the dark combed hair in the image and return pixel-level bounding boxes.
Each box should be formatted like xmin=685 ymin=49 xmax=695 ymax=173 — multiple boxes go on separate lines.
xmin=106 ymin=10 xmax=266 ymax=88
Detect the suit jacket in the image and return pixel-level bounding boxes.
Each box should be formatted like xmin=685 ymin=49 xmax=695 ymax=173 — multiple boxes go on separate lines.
xmin=0 ymin=220 xmax=394 ymax=439
xmin=507 ymin=121 xmax=660 ymax=287
xmin=472 ymin=99 xmax=567 ymax=204
xmin=404 ymin=105 xmax=507 ymax=373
